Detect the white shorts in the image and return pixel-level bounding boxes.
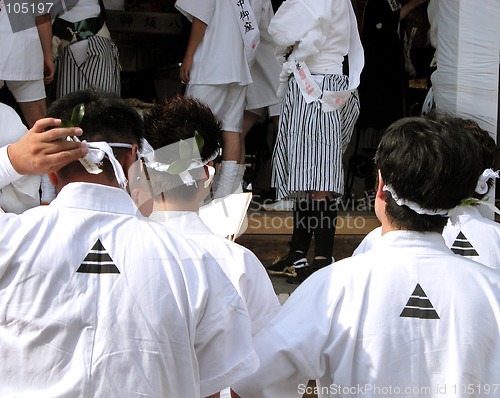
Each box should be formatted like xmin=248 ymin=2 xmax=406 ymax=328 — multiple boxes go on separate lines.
xmin=0 ymin=80 xmax=46 ymax=102
xmin=186 ymin=83 xmax=247 ymax=133
xmin=246 ymin=102 xmax=281 ymax=123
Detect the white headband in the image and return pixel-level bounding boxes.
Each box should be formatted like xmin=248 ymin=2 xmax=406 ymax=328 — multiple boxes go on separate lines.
xmin=73 ymin=137 xmax=132 ymax=190
xmin=475 ymin=168 xmax=499 ymax=195
xmin=383 ymin=184 xmax=450 ymax=216
xmin=139 ymin=138 xmax=217 ymax=187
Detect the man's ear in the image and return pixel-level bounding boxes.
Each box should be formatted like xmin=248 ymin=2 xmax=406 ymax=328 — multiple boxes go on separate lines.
xmin=375 ymin=170 xmax=386 ymax=201
xmin=123 ymin=144 xmax=139 ymax=176
xmin=48 ymin=172 xmax=58 ymax=187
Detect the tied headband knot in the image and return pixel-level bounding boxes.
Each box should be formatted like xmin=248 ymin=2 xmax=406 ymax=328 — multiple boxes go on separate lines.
xmin=78 ymin=140 xmax=132 ymax=190
xmin=475 ymin=168 xmax=500 ymax=195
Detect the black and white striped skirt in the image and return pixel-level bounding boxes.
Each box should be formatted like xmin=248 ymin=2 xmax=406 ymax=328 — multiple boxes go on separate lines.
xmin=271 ymin=74 xmax=360 ymax=200
xmin=56 ymin=35 xmax=121 ymax=99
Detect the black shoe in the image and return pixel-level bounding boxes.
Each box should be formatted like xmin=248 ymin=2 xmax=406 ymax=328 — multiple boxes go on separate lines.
xmin=285 ymin=257 xmax=334 ymax=285
xmin=266 ymin=252 xmax=308 ymax=277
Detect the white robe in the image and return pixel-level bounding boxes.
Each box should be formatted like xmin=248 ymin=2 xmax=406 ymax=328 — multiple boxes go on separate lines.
xmin=233 ymin=231 xmax=500 ymax=398
xmin=149 ymin=210 xmax=281 ymax=337
xmin=0 ymin=182 xmax=258 ymax=397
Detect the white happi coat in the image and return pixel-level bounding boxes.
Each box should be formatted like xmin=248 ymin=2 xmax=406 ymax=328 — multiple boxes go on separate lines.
xmin=354 ymin=206 xmax=500 ymax=271
xmin=442 ymin=205 xmax=500 ymax=271
xmin=0 ymin=182 xmax=258 ymax=397
xmin=149 ymin=211 xmax=281 ymax=336
xmin=175 ymin=0 xmax=253 ymax=85
xmin=233 ymin=231 xmax=500 ymax=398
xmin=0 ymin=103 xmax=41 ymax=213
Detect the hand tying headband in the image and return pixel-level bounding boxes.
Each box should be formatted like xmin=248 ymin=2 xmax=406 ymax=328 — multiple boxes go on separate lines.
xmin=475 ymin=168 xmax=499 ymax=195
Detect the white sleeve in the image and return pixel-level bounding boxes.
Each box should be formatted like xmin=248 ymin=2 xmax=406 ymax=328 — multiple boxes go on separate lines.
xmin=233 ymin=270 xmax=333 ymax=398
xmin=0 ymin=146 xmax=22 ymax=190
xmin=194 ymin=257 xmax=259 ymax=396
xmin=268 ymin=0 xmax=318 ymax=47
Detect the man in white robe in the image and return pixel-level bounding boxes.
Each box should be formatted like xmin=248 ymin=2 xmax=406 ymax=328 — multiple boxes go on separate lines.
xmin=0 ymin=90 xmax=258 ymax=397
xmin=130 ymin=95 xmax=281 ymax=397
xmin=231 ymin=112 xmax=500 ymax=398
xmin=354 ymin=117 xmax=500 ymax=271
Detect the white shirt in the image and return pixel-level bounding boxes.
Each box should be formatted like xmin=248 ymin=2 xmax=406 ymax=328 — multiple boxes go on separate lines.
xmin=0 ymin=9 xmax=43 ymax=81
xmin=149 ymin=210 xmax=281 ymax=337
xmin=354 ymin=207 xmax=500 ymax=272
xmin=175 ymin=0 xmax=253 ymax=85
xmin=0 ymin=182 xmax=258 ymax=397
xmin=268 ymin=0 xmax=361 ymax=77
xmin=0 ymin=103 xmax=41 ymax=213
xmin=233 ymin=231 xmax=500 ymax=397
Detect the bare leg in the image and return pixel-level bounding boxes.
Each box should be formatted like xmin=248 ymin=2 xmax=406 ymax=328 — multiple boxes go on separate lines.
xmin=18 ymin=98 xmax=47 ymax=128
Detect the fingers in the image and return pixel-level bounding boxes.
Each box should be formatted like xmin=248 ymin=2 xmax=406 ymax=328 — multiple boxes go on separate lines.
xmin=8 ymin=119 xmax=89 ymax=175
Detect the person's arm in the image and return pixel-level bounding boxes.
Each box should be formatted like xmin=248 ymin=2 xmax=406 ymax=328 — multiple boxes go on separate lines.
xmin=179 ymin=17 xmax=207 ymax=84
xmin=35 ymin=14 xmax=55 ymax=84
xmin=6 ymin=118 xmax=88 ymax=176
xmin=399 ymin=0 xmax=429 ymax=21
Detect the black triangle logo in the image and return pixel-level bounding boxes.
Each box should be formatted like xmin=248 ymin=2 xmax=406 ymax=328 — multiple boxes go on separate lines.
xmin=400 ymin=284 xmax=440 ymax=319
xmin=450 ymin=231 xmax=479 ymax=257
xmin=77 ymin=239 xmax=120 ymax=274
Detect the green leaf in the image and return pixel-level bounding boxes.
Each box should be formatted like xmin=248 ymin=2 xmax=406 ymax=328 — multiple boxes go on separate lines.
xmin=60 ymin=119 xmax=73 ymax=128
xmin=70 ymin=103 xmax=85 ymax=127
xmin=167 ymin=158 xmax=192 ymax=175
xmin=194 ymin=131 xmax=204 ymax=156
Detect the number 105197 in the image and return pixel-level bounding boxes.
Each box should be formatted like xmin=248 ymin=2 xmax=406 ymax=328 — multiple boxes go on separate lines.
xmin=4 ymin=2 xmax=53 ymax=14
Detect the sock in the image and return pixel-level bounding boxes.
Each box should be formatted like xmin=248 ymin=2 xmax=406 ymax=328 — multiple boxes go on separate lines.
xmin=232 ymin=164 xmax=246 ymax=194
xmin=213 ymin=160 xmax=239 ymax=199
xmin=290 ymin=199 xmax=313 ymax=255
xmin=310 ymin=198 xmax=338 ymax=259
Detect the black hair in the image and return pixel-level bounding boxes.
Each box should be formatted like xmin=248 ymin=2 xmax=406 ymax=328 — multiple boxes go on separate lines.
xmin=141 ymin=95 xmax=222 ymax=201
xmin=143 ymin=95 xmax=221 ymax=162
xmin=375 ymin=111 xmax=482 ymax=232
xmin=46 ymin=89 xmax=143 ymax=179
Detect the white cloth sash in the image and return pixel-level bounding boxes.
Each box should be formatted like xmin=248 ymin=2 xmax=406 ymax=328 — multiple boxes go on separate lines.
xmin=230 ymin=0 xmax=260 ymax=66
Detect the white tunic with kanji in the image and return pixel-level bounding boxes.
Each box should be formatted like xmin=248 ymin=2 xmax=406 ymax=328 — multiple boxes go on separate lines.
xmin=175 ymin=0 xmax=253 ymax=85
xmin=0 ymin=182 xmax=258 ymax=397
xmin=149 ymin=210 xmax=281 ymax=337
xmin=233 ymin=231 xmax=500 ymax=398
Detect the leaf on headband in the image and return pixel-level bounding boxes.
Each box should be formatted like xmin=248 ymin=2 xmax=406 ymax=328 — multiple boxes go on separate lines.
xmin=194 ymin=131 xmax=204 ymax=156
xmin=167 ymin=158 xmax=192 ymax=175
xmin=59 ymin=103 xmax=85 ymax=132
xmin=179 ymin=139 xmax=192 ymax=160
xmin=70 ymin=103 xmax=85 ymax=126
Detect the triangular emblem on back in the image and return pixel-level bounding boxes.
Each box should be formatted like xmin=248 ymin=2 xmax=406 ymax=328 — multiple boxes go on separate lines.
xmin=450 ymin=231 xmax=479 ymax=257
xmin=400 ymin=284 xmax=439 ymax=319
xmin=77 ymin=239 xmax=120 ymax=274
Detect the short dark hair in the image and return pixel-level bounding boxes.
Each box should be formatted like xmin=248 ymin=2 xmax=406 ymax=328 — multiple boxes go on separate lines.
xmin=458 ymin=118 xmax=499 ymax=200
xmin=141 ymin=95 xmax=222 ymax=201
xmin=143 ymin=95 xmax=221 ymax=162
xmin=375 ymin=112 xmax=482 ymax=232
xmin=47 ymin=90 xmax=143 ymax=179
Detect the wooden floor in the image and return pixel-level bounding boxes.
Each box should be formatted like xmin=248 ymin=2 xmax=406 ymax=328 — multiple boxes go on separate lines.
xmin=235 ymin=209 xmax=379 ymax=296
